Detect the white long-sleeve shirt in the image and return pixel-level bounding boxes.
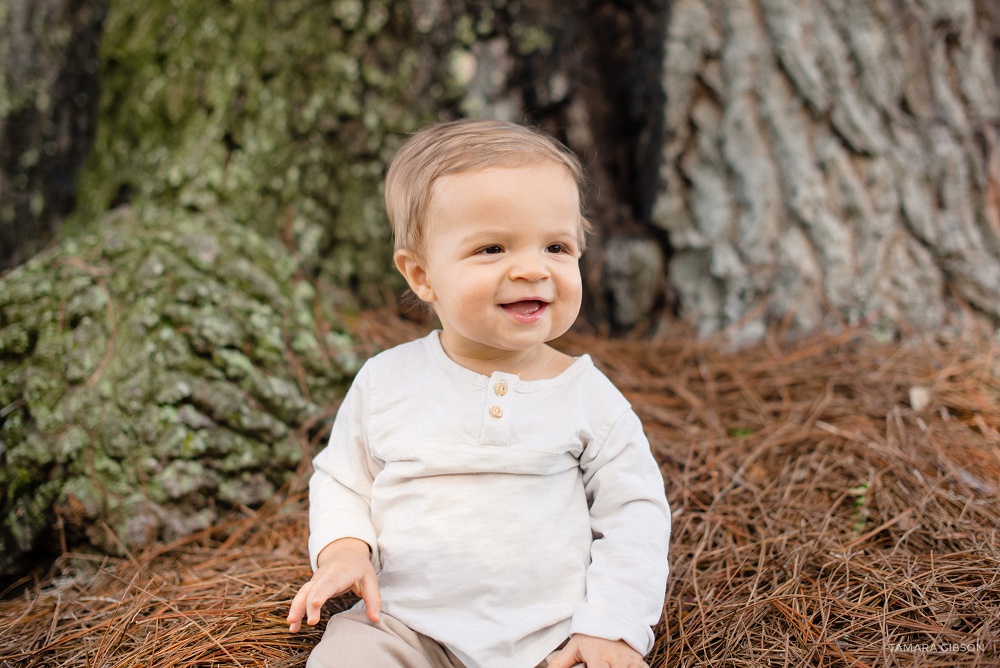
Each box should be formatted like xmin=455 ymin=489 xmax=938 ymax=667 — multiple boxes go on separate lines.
xmin=308 ymin=331 xmax=671 ymax=668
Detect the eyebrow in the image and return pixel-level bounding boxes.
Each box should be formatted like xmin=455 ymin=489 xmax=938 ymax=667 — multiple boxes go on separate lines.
xmin=458 ymin=226 xmax=581 ymax=245
xmin=459 ymin=230 xmax=507 ymax=245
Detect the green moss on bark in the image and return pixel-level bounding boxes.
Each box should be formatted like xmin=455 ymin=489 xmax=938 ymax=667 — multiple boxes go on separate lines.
xmin=0 ymin=204 xmax=356 ymax=579
xmin=70 ymin=0 xmax=470 ymax=305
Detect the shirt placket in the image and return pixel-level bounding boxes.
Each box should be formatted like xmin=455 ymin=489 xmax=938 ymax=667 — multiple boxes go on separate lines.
xmin=480 ymin=372 xmax=517 ymax=447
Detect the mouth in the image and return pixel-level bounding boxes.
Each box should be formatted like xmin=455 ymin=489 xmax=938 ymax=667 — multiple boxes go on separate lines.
xmin=500 ymin=299 xmax=548 ymax=322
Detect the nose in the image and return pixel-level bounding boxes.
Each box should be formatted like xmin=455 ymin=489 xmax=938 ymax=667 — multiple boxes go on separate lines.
xmin=508 ymin=251 xmax=550 ymax=282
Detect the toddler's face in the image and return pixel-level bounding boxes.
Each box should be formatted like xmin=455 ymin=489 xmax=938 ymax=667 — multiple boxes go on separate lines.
xmin=400 ymin=161 xmax=584 ymax=362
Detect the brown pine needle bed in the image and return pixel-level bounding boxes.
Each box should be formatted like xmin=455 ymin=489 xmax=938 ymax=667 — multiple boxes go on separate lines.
xmin=2 ymin=314 xmax=998 ymax=667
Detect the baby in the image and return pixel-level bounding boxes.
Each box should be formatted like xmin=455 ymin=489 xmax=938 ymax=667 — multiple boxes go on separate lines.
xmin=287 ymin=119 xmax=671 ymax=668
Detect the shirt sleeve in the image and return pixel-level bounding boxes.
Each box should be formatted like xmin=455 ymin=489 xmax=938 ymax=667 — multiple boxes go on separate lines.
xmin=307 ymin=365 xmax=382 ymax=572
xmin=570 ymin=407 xmax=672 ymax=655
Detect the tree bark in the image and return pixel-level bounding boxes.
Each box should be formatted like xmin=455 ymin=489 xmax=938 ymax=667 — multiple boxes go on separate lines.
xmin=0 ymin=205 xmax=354 ymax=581
xmin=654 ymin=0 xmax=1000 ymax=343
xmin=4 ymin=0 xmax=1000 ymax=338
xmin=0 ymin=0 xmax=106 ymax=271
xmin=66 ymin=0 xmax=471 ymax=305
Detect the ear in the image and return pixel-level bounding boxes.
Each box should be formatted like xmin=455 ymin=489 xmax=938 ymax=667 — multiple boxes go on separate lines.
xmin=393 ymin=249 xmax=436 ymax=303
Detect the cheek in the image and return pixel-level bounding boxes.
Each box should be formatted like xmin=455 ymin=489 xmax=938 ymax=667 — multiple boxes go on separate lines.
xmin=443 ymin=270 xmax=495 ymax=307
xmin=560 ymin=266 xmax=583 ymax=297
xmin=567 ymin=285 xmax=583 ymax=314
xmin=570 ymin=281 xmax=583 ymax=305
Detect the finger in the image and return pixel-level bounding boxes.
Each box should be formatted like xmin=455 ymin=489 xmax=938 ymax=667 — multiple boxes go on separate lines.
xmin=357 ymin=570 xmax=383 ymax=623
xmin=545 ymin=653 xmax=568 ymax=668
xmin=306 ymin=576 xmax=344 ymax=626
xmin=545 ymin=642 xmax=580 ymax=668
xmin=287 ymin=582 xmax=311 ymax=632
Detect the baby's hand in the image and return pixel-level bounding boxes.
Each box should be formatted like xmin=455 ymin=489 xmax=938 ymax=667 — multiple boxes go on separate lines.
xmin=286 ymin=537 xmax=381 ymax=632
xmin=546 ymin=634 xmax=648 ymax=668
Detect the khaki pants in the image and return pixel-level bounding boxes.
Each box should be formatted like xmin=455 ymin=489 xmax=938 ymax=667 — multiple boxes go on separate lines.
xmin=306 ymin=604 xmax=575 ymax=668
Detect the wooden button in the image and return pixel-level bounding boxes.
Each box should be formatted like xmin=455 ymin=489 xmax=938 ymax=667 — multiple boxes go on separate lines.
xmin=494 ymin=381 xmax=507 ymax=396
xmin=489 ymin=405 xmax=503 ymax=418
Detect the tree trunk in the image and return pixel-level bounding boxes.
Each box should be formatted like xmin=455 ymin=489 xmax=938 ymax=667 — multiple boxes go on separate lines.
xmin=0 ymin=205 xmax=354 ymax=581
xmin=0 ymin=0 xmax=106 ymax=271
xmin=4 ymin=1 xmax=1000 ymax=338
xmin=654 ymin=0 xmax=1000 ymax=343
xmin=65 ymin=0 xmax=472 ymax=305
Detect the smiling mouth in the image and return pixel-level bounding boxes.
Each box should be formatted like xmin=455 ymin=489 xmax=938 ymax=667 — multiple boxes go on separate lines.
xmin=502 ymin=299 xmax=546 ymax=315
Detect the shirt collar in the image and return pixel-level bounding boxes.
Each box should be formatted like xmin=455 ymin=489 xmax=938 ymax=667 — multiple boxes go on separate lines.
xmin=425 ymin=330 xmax=593 ymax=391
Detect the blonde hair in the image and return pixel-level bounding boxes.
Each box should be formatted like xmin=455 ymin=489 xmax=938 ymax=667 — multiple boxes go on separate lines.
xmin=385 ymin=119 xmax=591 ymax=253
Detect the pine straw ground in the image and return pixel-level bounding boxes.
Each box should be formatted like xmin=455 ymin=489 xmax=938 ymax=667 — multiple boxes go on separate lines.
xmin=2 ymin=312 xmax=999 ymax=668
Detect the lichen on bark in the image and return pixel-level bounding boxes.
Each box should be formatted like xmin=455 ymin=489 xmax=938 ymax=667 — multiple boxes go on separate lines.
xmin=0 ymin=203 xmax=357 ymax=579
xmin=69 ymin=0 xmax=472 ymax=305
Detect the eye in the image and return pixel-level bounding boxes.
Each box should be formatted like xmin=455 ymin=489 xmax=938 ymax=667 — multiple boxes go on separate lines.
xmin=546 ymin=243 xmax=571 ymax=254
xmin=479 ymin=245 xmax=504 ymax=255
